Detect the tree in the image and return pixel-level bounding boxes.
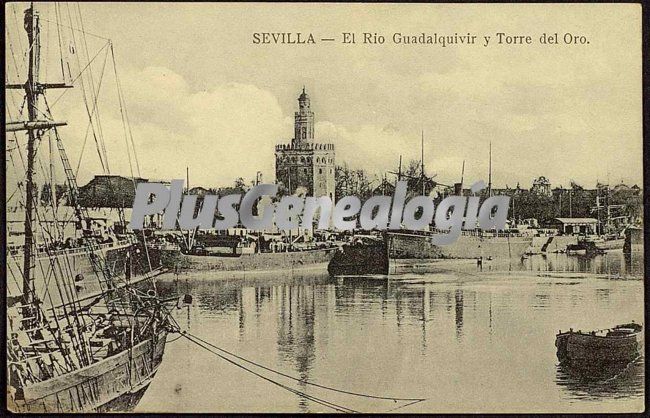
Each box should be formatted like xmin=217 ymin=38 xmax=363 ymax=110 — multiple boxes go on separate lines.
xmin=233 ymin=177 xmax=247 ymax=191
xmin=609 ymin=184 xmax=643 ymax=221
xmin=335 ymin=163 xmax=373 ymax=200
xmin=40 ymin=183 xmax=69 ymax=207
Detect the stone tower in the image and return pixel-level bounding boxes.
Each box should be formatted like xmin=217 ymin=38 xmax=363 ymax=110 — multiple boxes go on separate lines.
xmin=294 ymin=88 xmax=314 ymax=144
xmin=275 ymin=88 xmax=336 ymax=200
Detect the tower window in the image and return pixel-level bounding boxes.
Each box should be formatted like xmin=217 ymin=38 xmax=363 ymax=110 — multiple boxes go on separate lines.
xmin=319 ymin=168 xmax=323 ymax=174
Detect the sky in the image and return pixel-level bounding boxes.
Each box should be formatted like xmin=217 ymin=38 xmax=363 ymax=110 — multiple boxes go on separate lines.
xmin=5 ymin=3 xmax=643 ymax=191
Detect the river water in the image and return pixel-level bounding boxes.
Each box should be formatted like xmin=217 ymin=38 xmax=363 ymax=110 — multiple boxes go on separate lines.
xmin=138 ymin=251 xmax=644 ymax=413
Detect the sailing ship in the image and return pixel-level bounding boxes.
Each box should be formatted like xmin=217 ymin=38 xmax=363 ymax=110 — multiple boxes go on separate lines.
xmin=386 ymin=139 xmax=532 ymax=260
xmin=6 ymin=3 xmax=176 ymax=412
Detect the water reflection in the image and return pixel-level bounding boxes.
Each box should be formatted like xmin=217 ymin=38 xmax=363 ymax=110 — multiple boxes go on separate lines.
xmin=455 ymin=289 xmax=464 ymax=340
xmin=522 ymin=251 xmax=643 ymax=277
xmin=149 ymin=252 xmax=643 ymax=412
xmin=556 ymin=357 xmax=644 ymax=400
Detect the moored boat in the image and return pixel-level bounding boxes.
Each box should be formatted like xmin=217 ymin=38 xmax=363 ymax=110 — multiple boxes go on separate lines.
xmin=158 ymin=245 xmax=338 ymax=272
xmin=388 ymin=229 xmax=533 ymax=259
xmin=566 ymin=235 xmax=624 ymax=256
xmin=555 ymin=323 xmax=643 ymax=377
xmin=5 ymin=4 xmax=176 ymax=412
xmin=327 ymin=234 xmax=389 ymax=276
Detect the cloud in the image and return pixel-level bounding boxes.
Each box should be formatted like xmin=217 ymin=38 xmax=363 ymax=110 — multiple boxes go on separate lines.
xmin=17 ymin=2 xmax=637 ymax=194
xmin=54 ymin=67 xmax=288 ymax=188
xmin=317 ymin=121 xmax=416 ymax=175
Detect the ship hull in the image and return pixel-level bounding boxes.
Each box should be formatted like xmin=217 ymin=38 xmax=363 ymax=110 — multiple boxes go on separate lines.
xmin=595 ymin=238 xmax=624 ymax=251
xmin=555 ymin=327 xmax=643 ymax=379
xmin=328 ymin=241 xmax=389 ymax=276
xmin=567 ymin=238 xmax=625 ymax=255
xmin=9 ymin=329 xmax=167 ymax=413
xmin=157 ymin=247 xmax=337 ymax=272
xmin=389 ymin=232 xmax=533 ymax=259
xmin=97 ymin=383 xmax=150 ymax=412
xmin=7 ymin=241 xmax=159 ymax=308
xmin=437 ymin=234 xmax=533 ymax=259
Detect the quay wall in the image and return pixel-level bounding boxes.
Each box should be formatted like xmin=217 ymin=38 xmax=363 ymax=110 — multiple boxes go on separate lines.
xmin=161 ymin=248 xmax=337 ymax=271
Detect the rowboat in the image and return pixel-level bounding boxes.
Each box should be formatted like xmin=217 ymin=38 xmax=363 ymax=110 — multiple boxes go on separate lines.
xmin=555 ymin=323 xmax=643 ymax=378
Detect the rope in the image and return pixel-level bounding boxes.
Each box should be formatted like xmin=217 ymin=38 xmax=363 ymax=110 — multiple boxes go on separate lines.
xmin=48 ymin=41 xmax=111 ymax=108
xmin=180 ymin=333 xmax=358 ymax=413
xmin=71 ymin=46 xmax=110 ymax=176
xmin=39 ymin=16 xmax=111 ymax=41
xmin=163 ymin=307 xmax=428 ymax=413
xmin=64 ymin=2 xmax=108 ymax=173
xmin=76 ymin=2 xmax=109 ymax=172
xmin=110 ymin=43 xmax=154 ymax=271
xmin=183 ymin=331 xmax=426 ymax=402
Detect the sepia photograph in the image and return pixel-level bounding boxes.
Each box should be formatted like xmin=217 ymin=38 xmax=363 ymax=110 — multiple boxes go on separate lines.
xmin=4 ymin=2 xmax=645 ymax=414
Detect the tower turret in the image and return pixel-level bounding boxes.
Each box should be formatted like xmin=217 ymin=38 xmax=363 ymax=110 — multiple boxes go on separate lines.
xmin=293 ymin=87 xmax=314 ymax=145
xmin=277 ymin=88 xmax=335 ymax=201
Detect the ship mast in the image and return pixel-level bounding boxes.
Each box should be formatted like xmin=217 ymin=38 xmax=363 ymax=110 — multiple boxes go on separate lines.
xmin=8 ymin=3 xmax=68 ymax=304
xmin=398 ymin=155 xmax=402 ymax=182
xmin=488 ymin=141 xmax=492 ymax=197
xmin=21 ymin=3 xmax=41 ymax=304
xmin=459 ymin=160 xmax=465 ymax=195
xmin=421 ymin=130 xmax=425 ymax=195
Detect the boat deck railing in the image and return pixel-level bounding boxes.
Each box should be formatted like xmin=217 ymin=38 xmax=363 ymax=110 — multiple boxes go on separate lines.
xmin=9 ymin=239 xmax=134 ymax=258
xmin=388 ymin=229 xmax=528 ymax=238
xmin=37 ymin=239 xmax=133 ymax=257
xmin=557 ymin=327 xmax=641 ymax=338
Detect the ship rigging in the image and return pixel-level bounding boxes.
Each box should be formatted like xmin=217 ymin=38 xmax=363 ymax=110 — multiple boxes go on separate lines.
xmin=6 ymin=2 xmax=176 ymax=412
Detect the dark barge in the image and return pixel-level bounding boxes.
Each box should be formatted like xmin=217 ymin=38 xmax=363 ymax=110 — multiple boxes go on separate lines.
xmin=555 ymin=323 xmax=643 ymax=378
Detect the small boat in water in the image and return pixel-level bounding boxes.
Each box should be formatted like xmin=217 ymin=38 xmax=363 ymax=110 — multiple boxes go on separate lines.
xmin=555 ymin=323 xmax=643 ymax=377
xmin=566 ymin=235 xmax=624 ymax=256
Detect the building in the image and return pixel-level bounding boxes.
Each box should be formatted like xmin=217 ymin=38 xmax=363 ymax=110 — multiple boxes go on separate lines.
xmin=78 ymin=174 xmax=148 ymax=208
xmin=275 ymin=88 xmax=335 ymax=200
xmin=6 ymin=207 xmax=114 ymax=249
xmin=531 ymin=176 xmax=551 ymax=196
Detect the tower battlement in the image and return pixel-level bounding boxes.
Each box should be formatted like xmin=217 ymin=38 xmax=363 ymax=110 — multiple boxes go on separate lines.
xmin=275 ymin=143 xmax=335 ymax=151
